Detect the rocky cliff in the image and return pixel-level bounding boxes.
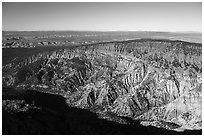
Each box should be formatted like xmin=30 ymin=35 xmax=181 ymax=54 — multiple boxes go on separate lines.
xmin=2 ymin=39 xmax=202 ymax=133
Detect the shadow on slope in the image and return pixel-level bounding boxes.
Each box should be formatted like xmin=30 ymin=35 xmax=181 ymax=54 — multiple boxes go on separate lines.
xmin=2 ymin=88 xmax=202 ymax=135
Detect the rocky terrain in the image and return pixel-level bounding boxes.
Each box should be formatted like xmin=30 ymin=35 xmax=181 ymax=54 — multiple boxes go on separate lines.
xmin=2 ymin=39 xmax=202 ymax=134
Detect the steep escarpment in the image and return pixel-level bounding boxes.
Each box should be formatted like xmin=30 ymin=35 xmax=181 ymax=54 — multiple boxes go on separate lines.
xmin=2 ymin=39 xmax=202 ymax=134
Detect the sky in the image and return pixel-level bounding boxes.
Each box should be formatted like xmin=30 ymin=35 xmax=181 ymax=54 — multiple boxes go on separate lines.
xmin=2 ymin=2 xmax=202 ymax=32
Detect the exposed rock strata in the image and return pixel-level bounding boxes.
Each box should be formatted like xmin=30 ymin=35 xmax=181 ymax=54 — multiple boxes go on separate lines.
xmin=2 ymin=39 xmax=202 ymax=132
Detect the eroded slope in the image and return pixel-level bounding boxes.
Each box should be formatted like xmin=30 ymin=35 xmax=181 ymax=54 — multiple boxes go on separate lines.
xmin=2 ymin=39 xmax=202 ymax=133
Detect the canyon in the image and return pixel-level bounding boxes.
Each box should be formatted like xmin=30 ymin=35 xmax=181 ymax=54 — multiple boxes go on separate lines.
xmin=2 ymin=39 xmax=202 ymax=134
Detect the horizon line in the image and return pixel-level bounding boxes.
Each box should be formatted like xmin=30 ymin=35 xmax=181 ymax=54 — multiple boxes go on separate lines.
xmin=2 ymin=30 xmax=202 ymax=33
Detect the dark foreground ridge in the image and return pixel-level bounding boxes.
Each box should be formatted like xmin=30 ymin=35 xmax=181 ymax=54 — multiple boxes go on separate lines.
xmin=2 ymin=88 xmax=202 ymax=135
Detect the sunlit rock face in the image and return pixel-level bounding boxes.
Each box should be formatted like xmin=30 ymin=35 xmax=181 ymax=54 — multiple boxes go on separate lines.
xmin=2 ymin=39 xmax=202 ymax=132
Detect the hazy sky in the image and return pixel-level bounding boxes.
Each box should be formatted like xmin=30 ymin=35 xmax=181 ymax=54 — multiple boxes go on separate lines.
xmin=2 ymin=2 xmax=202 ymax=32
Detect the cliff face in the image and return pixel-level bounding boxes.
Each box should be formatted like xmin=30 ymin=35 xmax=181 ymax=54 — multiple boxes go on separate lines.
xmin=2 ymin=39 xmax=202 ymax=132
